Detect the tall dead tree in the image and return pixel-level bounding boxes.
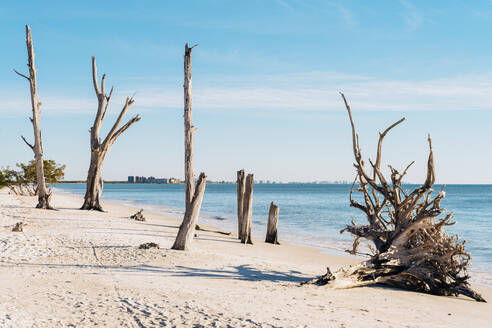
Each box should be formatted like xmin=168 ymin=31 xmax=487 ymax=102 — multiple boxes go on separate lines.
xmin=171 ymin=44 xmax=207 ymax=251
xmin=81 ymin=57 xmax=141 ymax=211
xmin=14 ymin=25 xmax=52 ymax=209
xmin=237 ymin=169 xmax=246 ymax=239
xmin=265 ymin=201 xmax=280 ymax=244
xmin=304 ymin=93 xmax=485 ymax=302
xmin=241 ymin=173 xmax=254 ymax=244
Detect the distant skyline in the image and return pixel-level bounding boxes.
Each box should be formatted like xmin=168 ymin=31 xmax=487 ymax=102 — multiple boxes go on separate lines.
xmin=1 ymin=0 xmax=492 ymax=184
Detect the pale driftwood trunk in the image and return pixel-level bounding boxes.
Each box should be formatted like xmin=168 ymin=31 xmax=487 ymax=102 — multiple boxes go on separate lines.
xmin=172 ymin=173 xmax=207 ymax=250
xmin=171 ymin=43 xmax=207 ymax=251
xmin=14 ymin=25 xmax=52 ymax=209
xmin=81 ymin=57 xmax=140 ymax=211
xmin=265 ymin=201 xmax=279 ymax=244
xmin=237 ymin=169 xmax=246 ymax=240
xmin=241 ymin=174 xmax=254 ymax=244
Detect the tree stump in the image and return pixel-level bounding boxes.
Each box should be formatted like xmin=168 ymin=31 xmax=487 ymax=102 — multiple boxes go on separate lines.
xmin=241 ymin=174 xmax=254 ymax=244
xmin=130 ymin=209 xmax=145 ymax=221
xmin=237 ymin=169 xmax=246 ymax=240
xmin=12 ymin=222 xmax=23 ymax=232
xmin=265 ymin=202 xmax=280 ymax=244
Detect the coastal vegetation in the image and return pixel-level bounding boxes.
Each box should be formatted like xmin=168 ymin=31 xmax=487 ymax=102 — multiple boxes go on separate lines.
xmin=0 ymin=160 xmax=65 ymax=196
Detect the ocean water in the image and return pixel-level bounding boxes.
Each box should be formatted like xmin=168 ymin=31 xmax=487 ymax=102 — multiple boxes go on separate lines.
xmin=56 ymin=183 xmax=492 ymax=285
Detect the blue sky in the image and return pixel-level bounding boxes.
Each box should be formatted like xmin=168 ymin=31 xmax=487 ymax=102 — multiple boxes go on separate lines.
xmin=1 ymin=0 xmax=491 ymax=183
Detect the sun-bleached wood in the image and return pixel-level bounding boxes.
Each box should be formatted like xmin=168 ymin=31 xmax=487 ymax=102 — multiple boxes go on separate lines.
xmin=14 ymin=25 xmax=52 ymax=209
xmin=304 ymin=92 xmax=485 ymax=302
xmin=171 ymin=43 xmax=207 ymax=251
xmin=81 ymin=57 xmax=140 ymax=211
xmin=265 ymin=202 xmax=280 ymax=244
xmin=240 ymin=174 xmax=254 ymax=244
xmin=237 ymin=169 xmax=246 ymax=239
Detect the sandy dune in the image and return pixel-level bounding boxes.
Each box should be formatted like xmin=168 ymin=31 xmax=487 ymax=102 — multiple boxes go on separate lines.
xmin=0 ymin=189 xmax=490 ymax=327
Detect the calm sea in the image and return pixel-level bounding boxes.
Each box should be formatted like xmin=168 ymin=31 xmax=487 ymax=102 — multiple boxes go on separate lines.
xmin=56 ymin=183 xmax=492 ymax=285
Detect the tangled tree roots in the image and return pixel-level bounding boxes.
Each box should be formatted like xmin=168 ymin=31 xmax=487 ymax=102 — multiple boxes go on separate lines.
xmin=304 ymin=93 xmax=486 ymax=302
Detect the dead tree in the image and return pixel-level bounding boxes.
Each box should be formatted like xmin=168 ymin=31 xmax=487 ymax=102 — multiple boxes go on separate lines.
xmin=241 ymin=174 xmax=254 ymax=244
xmin=265 ymin=201 xmax=280 ymax=244
xmin=171 ymin=44 xmax=207 ymax=251
xmin=14 ymin=25 xmax=52 ymax=209
xmin=81 ymin=57 xmax=141 ymax=211
xmin=304 ymin=93 xmax=485 ymax=302
xmin=237 ymin=169 xmax=246 ymax=239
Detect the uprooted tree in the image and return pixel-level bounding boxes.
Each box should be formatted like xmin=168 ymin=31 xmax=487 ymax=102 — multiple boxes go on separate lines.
xmin=14 ymin=25 xmax=52 ymax=209
xmin=304 ymin=92 xmax=486 ymax=302
xmin=81 ymin=56 xmax=141 ymax=211
xmin=171 ymin=43 xmax=207 ymax=251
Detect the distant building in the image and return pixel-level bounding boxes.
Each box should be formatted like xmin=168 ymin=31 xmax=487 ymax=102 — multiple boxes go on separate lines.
xmin=128 ymin=175 xmax=180 ymax=184
xmin=168 ymin=177 xmax=180 ymax=184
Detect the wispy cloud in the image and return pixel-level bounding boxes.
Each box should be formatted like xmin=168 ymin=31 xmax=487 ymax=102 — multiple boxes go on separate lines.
xmin=273 ymin=0 xmax=294 ymax=10
xmin=328 ymin=2 xmax=358 ymax=30
xmin=400 ymin=0 xmax=423 ymax=31
xmin=2 ymin=72 xmax=492 ymax=115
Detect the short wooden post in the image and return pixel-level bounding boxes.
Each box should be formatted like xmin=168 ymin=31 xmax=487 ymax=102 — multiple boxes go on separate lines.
xmin=241 ymin=173 xmax=254 ymax=244
xmin=237 ymin=169 xmax=245 ymax=240
xmin=265 ymin=202 xmax=280 ymax=244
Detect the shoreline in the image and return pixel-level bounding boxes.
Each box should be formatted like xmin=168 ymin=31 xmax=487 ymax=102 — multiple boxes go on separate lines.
xmin=54 ymin=185 xmax=492 ymax=287
xmin=1 ymin=189 xmax=491 ymax=327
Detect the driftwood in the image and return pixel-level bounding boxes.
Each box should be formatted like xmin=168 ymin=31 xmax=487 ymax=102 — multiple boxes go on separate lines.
xmin=138 ymin=242 xmax=159 ymax=249
xmin=304 ymin=92 xmax=485 ymax=302
xmin=81 ymin=57 xmax=141 ymax=211
xmin=195 ymin=224 xmax=231 ymax=236
xmin=237 ymin=169 xmax=246 ymax=239
xmin=171 ymin=44 xmax=207 ymax=251
xmin=240 ymin=174 xmax=254 ymax=244
xmin=130 ymin=209 xmax=145 ymax=221
xmin=12 ymin=222 xmax=24 ymax=232
xmin=265 ymin=202 xmax=280 ymax=245
xmin=14 ymin=25 xmax=52 ymax=209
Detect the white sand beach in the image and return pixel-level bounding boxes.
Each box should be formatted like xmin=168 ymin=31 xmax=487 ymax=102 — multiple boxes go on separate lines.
xmin=0 ymin=189 xmax=491 ymax=327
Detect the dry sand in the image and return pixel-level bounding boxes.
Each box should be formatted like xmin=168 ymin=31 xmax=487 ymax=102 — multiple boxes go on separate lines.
xmin=0 ymin=189 xmax=490 ymax=327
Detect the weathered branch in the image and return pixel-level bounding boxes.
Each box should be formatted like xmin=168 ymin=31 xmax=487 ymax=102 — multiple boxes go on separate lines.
xmin=21 ymin=135 xmax=34 ymax=151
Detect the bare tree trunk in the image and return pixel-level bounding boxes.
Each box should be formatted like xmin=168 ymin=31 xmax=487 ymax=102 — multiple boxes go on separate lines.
xmin=265 ymin=201 xmax=279 ymax=244
xmin=81 ymin=56 xmax=140 ymax=211
xmin=14 ymin=25 xmax=52 ymax=209
xmin=241 ymin=174 xmax=254 ymax=244
xmin=237 ymin=169 xmax=245 ymax=239
xmin=171 ymin=43 xmax=207 ymax=251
